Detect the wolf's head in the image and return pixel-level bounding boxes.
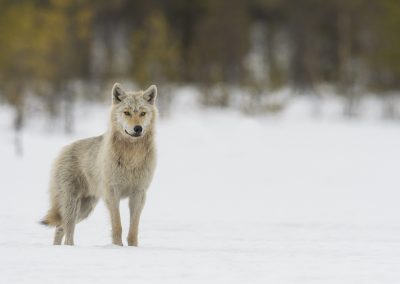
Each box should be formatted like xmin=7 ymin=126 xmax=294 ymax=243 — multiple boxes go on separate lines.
xmin=110 ymin=83 xmax=157 ymax=140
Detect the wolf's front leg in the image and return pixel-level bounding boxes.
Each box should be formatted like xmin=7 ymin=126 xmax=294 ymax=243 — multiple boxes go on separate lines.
xmin=127 ymin=190 xmax=146 ymax=246
xmin=105 ymin=192 xmax=123 ymax=246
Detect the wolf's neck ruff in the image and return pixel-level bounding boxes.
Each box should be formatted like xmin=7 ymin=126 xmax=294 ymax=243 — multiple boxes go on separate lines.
xmin=106 ymin=128 xmax=154 ymax=166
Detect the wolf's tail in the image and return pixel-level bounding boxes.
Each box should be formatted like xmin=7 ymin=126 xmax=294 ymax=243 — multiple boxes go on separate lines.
xmin=40 ymin=206 xmax=62 ymax=227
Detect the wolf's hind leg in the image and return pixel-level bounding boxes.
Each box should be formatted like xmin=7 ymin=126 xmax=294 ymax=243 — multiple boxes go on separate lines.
xmin=53 ymin=226 xmax=64 ymax=245
xmin=77 ymin=196 xmax=98 ymax=222
xmin=63 ymin=195 xmax=81 ymax=246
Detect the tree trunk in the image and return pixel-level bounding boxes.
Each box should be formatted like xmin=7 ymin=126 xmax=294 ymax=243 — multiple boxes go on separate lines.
xmin=337 ymin=10 xmax=357 ymax=117
xmin=14 ymin=101 xmax=24 ymax=156
xmin=63 ymin=92 xmax=74 ymax=134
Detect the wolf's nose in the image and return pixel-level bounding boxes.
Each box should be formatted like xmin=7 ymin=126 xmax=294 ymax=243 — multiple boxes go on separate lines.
xmin=133 ymin=125 xmax=143 ymax=134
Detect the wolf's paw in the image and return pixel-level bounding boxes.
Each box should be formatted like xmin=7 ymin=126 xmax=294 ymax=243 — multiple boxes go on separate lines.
xmin=112 ymin=240 xmax=123 ymax=246
xmin=127 ymin=237 xmax=138 ymax=246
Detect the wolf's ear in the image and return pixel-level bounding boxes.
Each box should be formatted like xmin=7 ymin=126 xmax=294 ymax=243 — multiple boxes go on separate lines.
xmin=143 ymin=85 xmax=157 ymax=105
xmin=112 ymin=83 xmax=127 ymax=104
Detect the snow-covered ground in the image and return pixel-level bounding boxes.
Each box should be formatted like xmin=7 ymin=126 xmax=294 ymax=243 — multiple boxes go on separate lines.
xmin=1 ymin=96 xmax=400 ymax=283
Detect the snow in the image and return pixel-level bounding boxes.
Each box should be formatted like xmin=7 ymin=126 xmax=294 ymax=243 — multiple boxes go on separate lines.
xmin=1 ymin=97 xmax=400 ymax=283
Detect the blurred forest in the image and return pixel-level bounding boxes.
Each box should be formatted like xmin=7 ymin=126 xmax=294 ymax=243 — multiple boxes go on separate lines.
xmin=1 ymin=0 xmax=400 ymax=150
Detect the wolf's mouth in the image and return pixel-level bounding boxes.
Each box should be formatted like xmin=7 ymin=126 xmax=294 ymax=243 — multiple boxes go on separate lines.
xmin=124 ymin=129 xmax=142 ymax=137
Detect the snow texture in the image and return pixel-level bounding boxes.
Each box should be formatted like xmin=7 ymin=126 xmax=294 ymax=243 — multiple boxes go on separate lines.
xmin=1 ymin=97 xmax=400 ymax=283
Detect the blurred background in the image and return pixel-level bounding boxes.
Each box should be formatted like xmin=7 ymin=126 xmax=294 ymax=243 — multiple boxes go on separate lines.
xmin=1 ymin=0 xmax=400 ymax=153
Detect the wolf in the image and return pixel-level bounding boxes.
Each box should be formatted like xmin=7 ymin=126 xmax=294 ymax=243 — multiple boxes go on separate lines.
xmin=41 ymin=83 xmax=158 ymax=246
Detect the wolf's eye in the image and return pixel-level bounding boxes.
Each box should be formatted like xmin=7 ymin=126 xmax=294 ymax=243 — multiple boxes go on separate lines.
xmin=124 ymin=111 xmax=131 ymax=116
xmin=140 ymin=112 xmax=146 ymax=117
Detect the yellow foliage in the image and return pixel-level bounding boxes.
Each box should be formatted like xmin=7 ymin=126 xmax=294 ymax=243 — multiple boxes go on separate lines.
xmin=131 ymin=11 xmax=180 ymax=86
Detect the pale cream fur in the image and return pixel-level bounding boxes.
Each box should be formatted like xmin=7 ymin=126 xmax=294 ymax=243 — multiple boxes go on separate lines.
xmin=41 ymin=83 xmax=158 ymax=246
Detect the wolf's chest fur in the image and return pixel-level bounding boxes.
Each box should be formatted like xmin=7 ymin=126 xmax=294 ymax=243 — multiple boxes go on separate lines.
xmin=103 ymin=133 xmax=156 ymax=198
